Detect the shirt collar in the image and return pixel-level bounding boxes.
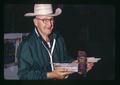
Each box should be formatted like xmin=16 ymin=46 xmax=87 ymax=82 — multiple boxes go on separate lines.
xmin=35 ymin=28 xmax=39 ymax=37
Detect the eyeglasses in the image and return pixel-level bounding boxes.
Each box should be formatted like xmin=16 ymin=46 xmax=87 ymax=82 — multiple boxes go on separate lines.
xmin=35 ymin=18 xmax=54 ymax=23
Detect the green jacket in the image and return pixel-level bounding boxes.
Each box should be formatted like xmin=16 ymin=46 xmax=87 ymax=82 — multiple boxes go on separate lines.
xmin=17 ymin=30 xmax=73 ymax=80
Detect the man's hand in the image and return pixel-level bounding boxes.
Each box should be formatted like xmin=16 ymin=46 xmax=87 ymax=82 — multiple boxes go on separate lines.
xmin=47 ymin=68 xmax=71 ymax=80
xmin=86 ymin=62 xmax=94 ymax=72
xmin=72 ymin=60 xmax=94 ymax=72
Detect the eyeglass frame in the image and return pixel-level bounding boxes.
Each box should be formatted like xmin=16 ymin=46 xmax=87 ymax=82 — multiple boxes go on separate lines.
xmin=35 ymin=17 xmax=54 ymax=23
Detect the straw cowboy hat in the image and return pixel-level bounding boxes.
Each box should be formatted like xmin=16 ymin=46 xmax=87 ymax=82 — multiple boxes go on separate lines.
xmin=24 ymin=4 xmax=62 ymax=17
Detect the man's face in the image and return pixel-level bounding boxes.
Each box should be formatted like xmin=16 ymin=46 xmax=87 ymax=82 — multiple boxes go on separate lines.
xmin=34 ymin=16 xmax=54 ymax=36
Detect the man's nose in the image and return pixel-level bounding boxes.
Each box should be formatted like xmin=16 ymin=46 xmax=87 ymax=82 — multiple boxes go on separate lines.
xmin=46 ymin=20 xmax=53 ymax=27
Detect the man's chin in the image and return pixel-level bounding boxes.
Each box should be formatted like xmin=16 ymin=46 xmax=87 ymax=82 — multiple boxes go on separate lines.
xmin=46 ymin=32 xmax=52 ymax=35
xmin=47 ymin=30 xmax=52 ymax=34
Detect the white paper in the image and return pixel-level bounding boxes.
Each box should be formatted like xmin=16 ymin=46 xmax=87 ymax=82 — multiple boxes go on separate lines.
xmin=53 ymin=57 xmax=101 ymax=72
xmin=53 ymin=63 xmax=78 ymax=72
xmin=87 ymin=57 xmax=101 ymax=63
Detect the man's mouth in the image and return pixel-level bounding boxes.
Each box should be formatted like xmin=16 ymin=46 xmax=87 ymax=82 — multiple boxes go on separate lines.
xmin=46 ymin=27 xmax=52 ymax=30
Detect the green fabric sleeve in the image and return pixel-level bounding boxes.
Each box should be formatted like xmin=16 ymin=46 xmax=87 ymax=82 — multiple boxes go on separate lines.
xmin=17 ymin=41 xmax=47 ymax=80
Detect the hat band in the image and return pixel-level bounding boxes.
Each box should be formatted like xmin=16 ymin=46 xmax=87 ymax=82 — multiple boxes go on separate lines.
xmin=34 ymin=9 xmax=53 ymax=15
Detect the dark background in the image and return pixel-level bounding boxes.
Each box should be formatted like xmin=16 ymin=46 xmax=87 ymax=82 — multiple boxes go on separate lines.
xmin=4 ymin=4 xmax=115 ymax=80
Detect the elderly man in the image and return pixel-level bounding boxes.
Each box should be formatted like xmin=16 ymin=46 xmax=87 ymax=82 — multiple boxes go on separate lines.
xmin=17 ymin=4 xmax=93 ymax=80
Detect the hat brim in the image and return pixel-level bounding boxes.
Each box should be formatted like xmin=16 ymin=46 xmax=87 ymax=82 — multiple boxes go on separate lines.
xmin=24 ymin=8 xmax=62 ymax=17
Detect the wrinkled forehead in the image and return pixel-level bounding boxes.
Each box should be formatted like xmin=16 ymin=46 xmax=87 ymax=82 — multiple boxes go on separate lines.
xmin=36 ymin=15 xmax=53 ymax=19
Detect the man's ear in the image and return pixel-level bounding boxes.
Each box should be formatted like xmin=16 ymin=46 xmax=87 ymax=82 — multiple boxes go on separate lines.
xmin=33 ymin=18 xmax=37 ymax=27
